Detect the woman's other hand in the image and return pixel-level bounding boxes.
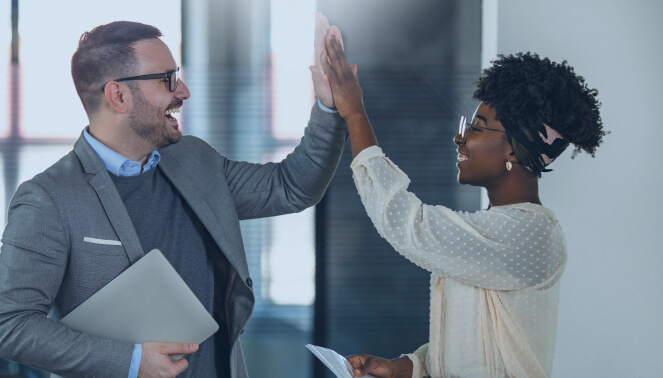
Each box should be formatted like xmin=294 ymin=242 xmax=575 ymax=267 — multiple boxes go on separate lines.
xmin=347 ymin=355 xmax=413 ymax=378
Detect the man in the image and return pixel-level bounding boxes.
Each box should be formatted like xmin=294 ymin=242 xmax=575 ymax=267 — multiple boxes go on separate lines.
xmin=0 ymin=15 xmax=346 ymax=378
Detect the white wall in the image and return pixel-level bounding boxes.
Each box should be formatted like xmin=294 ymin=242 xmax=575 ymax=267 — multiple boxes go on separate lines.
xmin=494 ymin=0 xmax=663 ymax=376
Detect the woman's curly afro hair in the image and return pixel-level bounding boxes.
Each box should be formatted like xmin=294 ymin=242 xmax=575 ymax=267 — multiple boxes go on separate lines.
xmin=474 ymin=52 xmax=606 ymax=170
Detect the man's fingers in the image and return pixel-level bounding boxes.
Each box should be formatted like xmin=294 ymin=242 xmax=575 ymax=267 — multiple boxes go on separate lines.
xmin=171 ymin=356 xmax=190 ymax=375
xmin=321 ymin=52 xmax=336 ymax=81
xmin=162 ymin=343 xmax=198 ymax=355
xmin=314 ymin=12 xmax=331 ymax=66
xmin=310 ymin=65 xmax=329 ymax=83
xmin=315 ymin=12 xmax=331 ymax=36
xmin=351 ymin=64 xmax=358 ymax=79
xmin=309 ymin=65 xmax=320 ymax=78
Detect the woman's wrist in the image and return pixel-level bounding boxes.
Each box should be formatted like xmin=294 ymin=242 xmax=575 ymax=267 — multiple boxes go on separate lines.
xmin=343 ymin=110 xmax=378 ymax=158
xmin=342 ymin=109 xmax=369 ymax=124
xmin=391 ymin=356 xmax=414 ymax=378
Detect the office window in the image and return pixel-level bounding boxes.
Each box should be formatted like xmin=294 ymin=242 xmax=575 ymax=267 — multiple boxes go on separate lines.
xmin=19 ymin=1 xmax=181 ymax=138
xmin=0 ymin=3 xmax=8 ymax=138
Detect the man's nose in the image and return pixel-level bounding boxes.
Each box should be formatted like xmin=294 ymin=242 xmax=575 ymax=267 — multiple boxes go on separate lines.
xmin=175 ymin=79 xmax=191 ymax=100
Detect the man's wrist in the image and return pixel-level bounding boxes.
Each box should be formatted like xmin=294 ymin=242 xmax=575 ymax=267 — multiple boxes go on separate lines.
xmin=317 ymin=98 xmax=338 ymax=113
xmin=128 ymin=344 xmax=142 ymax=378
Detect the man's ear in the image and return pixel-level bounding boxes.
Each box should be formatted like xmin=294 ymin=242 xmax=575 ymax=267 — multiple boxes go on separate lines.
xmin=103 ymin=82 xmax=131 ymax=114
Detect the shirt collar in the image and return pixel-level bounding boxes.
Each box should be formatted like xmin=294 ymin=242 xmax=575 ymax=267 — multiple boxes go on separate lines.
xmin=83 ymin=128 xmax=161 ymax=177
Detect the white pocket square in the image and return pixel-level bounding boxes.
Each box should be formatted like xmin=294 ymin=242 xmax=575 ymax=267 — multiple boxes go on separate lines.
xmin=83 ymin=237 xmax=122 ymax=246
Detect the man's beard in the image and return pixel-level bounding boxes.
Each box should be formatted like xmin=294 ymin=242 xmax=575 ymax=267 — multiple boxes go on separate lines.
xmin=129 ymin=87 xmax=182 ymax=149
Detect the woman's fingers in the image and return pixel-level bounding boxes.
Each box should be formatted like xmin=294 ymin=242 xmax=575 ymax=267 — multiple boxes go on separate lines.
xmin=329 ymin=25 xmax=344 ymax=50
xmin=347 ymin=355 xmax=370 ymax=377
xmin=347 ymin=355 xmax=391 ymax=377
xmin=321 ymin=29 xmax=366 ymax=120
xmin=324 ymin=33 xmax=351 ymax=79
xmin=347 ymin=354 xmax=366 ymax=368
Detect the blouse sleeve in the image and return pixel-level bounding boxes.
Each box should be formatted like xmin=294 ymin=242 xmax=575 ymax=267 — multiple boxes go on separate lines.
xmin=350 ymin=146 xmax=567 ymax=290
xmin=402 ymin=343 xmax=429 ymax=378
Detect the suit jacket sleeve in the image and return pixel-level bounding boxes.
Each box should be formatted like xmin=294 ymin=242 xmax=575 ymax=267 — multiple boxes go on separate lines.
xmin=0 ymin=180 xmax=134 ymax=378
xmin=222 ymin=102 xmax=347 ymax=219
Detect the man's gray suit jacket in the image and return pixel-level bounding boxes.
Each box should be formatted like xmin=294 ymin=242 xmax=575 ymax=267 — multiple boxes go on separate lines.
xmin=0 ymin=104 xmax=346 ymax=378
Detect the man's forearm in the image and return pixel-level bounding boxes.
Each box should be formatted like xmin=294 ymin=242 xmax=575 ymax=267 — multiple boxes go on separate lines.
xmin=0 ymin=240 xmax=134 ymax=377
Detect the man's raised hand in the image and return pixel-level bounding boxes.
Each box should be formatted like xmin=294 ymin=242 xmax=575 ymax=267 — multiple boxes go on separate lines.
xmin=310 ymin=12 xmax=345 ymax=109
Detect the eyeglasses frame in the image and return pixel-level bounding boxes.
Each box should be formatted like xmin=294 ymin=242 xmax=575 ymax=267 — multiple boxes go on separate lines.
xmin=101 ymin=67 xmax=180 ymax=92
xmin=458 ymin=115 xmax=506 ymax=141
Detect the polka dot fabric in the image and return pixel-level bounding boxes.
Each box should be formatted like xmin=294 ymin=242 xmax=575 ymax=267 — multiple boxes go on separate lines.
xmin=351 ymin=146 xmax=567 ymax=378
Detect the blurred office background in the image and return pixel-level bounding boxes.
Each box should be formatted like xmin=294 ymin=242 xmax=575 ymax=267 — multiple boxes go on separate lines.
xmin=0 ymin=0 xmax=660 ymax=377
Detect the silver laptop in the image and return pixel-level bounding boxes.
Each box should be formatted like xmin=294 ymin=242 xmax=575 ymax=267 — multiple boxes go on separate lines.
xmin=61 ymin=249 xmax=219 ymax=359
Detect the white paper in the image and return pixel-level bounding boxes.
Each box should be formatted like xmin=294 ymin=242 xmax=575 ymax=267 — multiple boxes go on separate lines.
xmin=305 ymin=344 xmax=375 ymax=378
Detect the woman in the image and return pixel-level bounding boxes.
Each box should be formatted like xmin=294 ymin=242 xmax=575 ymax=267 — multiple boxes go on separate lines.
xmin=321 ymin=32 xmax=605 ymax=378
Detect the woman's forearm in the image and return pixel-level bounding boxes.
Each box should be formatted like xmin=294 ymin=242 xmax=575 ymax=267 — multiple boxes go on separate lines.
xmin=344 ymin=111 xmax=378 ymax=158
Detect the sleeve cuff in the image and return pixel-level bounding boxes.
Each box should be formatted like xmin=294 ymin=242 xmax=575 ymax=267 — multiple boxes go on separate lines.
xmin=317 ymin=98 xmax=338 ymax=113
xmin=128 ymin=344 xmax=142 ymax=378
xmin=350 ymin=145 xmax=384 ymax=169
xmin=401 ymin=353 xmax=425 ymax=378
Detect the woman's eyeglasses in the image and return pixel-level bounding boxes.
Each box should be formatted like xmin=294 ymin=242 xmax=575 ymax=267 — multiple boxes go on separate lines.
xmin=458 ymin=115 xmax=506 ymax=141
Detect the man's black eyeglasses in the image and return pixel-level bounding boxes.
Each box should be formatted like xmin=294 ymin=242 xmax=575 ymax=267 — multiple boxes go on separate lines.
xmin=101 ymin=68 xmax=180 ymax=92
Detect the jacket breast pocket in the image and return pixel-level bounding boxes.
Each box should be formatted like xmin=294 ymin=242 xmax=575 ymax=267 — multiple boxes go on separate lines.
xmin=74 ymin=237 xmax=131 ymax=296
xmin=82 ymin=237 xmax=126 ymax=256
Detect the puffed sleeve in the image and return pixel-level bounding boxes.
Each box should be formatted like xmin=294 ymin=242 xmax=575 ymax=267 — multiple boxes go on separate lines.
xmin=350 ymin=146 xmax=567 ymax=290
xmin=402 ymin=343 xmax=429 ymax=378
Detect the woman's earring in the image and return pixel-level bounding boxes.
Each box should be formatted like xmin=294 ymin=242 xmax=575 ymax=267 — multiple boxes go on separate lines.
xmin=506 ymin=161 xmax=513 ymax=171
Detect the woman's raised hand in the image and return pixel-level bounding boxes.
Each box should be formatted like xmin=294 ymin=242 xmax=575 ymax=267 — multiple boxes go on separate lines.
xmin=322 ymin=25 xmax=377 ymax=158
xmin=321 ymin=30 xmax=364 ymax=121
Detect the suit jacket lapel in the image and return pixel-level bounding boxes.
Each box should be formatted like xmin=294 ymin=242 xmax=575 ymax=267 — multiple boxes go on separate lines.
xmin=74 ymin=134 xmax=145 ymax=264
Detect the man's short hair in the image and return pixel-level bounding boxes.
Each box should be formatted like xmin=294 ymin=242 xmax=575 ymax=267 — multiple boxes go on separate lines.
xmin=71 ymin=21 xmax=162 ymax=114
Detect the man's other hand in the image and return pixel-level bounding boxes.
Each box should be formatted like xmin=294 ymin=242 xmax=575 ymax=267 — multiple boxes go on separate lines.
xmin=310 ymin=11 xmax=345 ymax=109
xmin=138 ymin=342 xmax=198 ymax=378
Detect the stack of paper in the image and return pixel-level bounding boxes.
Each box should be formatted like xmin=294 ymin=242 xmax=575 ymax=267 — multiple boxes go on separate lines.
xmin=306 ymin=344 xmax=375 ymax=378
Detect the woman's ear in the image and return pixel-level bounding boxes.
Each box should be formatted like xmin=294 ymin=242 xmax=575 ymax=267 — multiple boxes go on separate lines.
xmin=508 ymin=151 xmax=519 ymax=164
